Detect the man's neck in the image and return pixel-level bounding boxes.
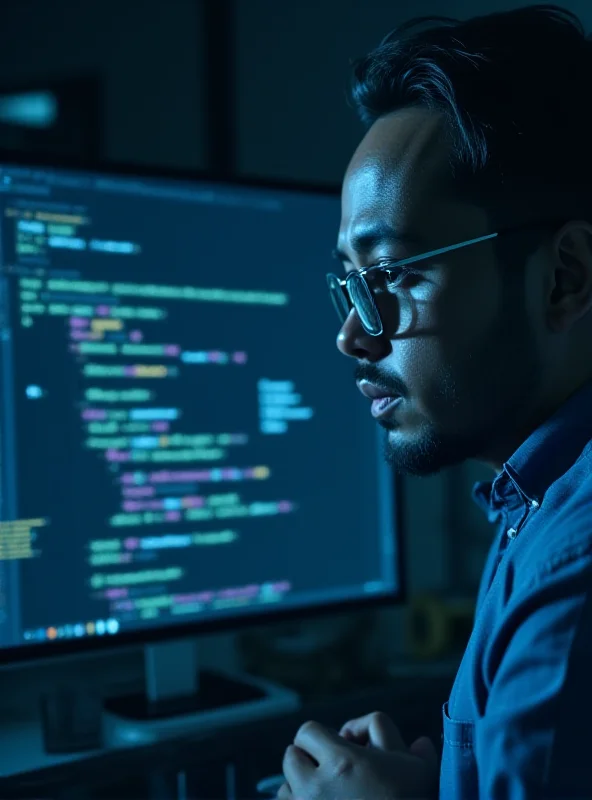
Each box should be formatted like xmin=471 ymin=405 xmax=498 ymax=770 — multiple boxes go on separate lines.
xmin=478 ymin=377 xmax=591 ymax=474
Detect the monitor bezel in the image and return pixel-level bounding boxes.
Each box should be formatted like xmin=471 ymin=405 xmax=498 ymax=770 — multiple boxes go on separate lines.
xmin=0 ymin=151 xmax=407 ymax=665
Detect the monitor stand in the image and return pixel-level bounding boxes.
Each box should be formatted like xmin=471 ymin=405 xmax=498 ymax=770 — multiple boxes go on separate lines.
xmin=102 ymin=639 xmax=301 ymax=748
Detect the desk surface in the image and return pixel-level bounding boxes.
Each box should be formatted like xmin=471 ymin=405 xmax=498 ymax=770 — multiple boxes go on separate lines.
xmin=0 ymin=674 xmax=454 ymax=798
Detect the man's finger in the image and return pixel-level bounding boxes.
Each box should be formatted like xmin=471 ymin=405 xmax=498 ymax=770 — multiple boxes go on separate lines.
xmin=293 ymin=720 xmax=345 ymax=763
xmin=339 ymin=711 xmax=406 ymax=751
xmin=282 ymin=743 xmax=316 ymax=793
xmin=409 ymin=735 xmax=439 ymax=768
xmin=276 ymin=781 xmax=292 ymax=800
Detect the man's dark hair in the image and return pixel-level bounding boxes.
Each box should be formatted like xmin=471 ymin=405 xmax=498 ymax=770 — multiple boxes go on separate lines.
xmin=350 ymin=5 xmax=592 ymax=221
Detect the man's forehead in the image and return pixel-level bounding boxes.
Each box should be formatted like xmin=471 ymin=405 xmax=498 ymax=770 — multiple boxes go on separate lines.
xmin=351 ymin=108 xmax=447 ymax=170
xmin=339 ymin=163 xmax=406 ymax=246
xmin=343 ymin=112 xmax=449 ymax=212
xmin=342 ymin=157 xmax=400 ymax=212
xmin=338 ymin=112 xmax=485 ymax=256
xmin=339 ymin=157 xmax=443 ymax=252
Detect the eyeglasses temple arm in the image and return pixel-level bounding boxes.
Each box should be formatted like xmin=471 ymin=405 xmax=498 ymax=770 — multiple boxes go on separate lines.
xmin=389 ymin=232 xmax=499 ymax=269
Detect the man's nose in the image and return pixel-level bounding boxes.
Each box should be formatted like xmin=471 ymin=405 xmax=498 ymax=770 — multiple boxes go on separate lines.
xmin=336 ymin=309 xmax=391 ymax=362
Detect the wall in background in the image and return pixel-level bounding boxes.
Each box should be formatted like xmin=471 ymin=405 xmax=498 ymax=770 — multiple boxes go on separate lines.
xmin=234 ymin=0 xmax=592 ymax=184
xmin=0 ymin=0 xmax=205 ymax=168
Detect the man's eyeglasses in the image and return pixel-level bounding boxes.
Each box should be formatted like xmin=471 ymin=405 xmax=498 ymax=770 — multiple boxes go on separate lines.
xmin=326 ymin=231 xmax=500 ymax=337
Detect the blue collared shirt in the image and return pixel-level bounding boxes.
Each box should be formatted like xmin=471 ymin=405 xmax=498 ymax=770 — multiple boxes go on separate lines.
xmin=440 ymin=381 xmax=592 ymax=799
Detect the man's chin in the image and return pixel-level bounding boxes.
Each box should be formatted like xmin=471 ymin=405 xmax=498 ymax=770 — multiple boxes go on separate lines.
xmin=382 ymin=427 xmax=469 ymax=477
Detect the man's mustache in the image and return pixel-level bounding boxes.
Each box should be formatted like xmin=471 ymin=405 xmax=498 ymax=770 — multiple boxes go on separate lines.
xmin=354 ymin=363 xmax=407 ymax=398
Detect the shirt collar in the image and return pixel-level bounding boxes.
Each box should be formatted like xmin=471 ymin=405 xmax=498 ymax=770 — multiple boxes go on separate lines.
xmin=473 ymin=380 xmax=592 ymax=518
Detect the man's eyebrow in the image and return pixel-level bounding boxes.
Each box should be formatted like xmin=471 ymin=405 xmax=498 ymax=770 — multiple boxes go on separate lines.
xmin=332 ymin=224 xmax=422 ymax=264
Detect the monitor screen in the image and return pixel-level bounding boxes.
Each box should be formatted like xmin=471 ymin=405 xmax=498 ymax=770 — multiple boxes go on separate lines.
xmin=0 ymin=162 xmax=401 ymax=658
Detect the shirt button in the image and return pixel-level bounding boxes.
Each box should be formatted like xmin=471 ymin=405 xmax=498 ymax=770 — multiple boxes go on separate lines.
xmin=531 ymin=500 xmax=540 ymax=510
xmin=507 ymin=527 xmax=518 ymax=540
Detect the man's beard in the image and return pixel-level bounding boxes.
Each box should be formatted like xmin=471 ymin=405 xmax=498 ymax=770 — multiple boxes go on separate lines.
xmin=381 ymin=411 xmax=495 ymax=476
xmin=380 ymin=306 xmax=542 ymax=477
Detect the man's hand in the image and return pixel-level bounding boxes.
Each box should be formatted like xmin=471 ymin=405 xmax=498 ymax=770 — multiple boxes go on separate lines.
xmin=278 ymin=712 xmax=439 ymax=799
xmin=340 ymin=711 xmax=438 ymax=761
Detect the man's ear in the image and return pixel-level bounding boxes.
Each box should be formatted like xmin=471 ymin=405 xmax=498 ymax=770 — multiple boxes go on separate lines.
xmin=547 ymin=221 xmax=592 ymax=332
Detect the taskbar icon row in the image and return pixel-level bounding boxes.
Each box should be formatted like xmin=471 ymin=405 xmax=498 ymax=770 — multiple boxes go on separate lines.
xmin=24 ymin=618 xmax=120 ymax=642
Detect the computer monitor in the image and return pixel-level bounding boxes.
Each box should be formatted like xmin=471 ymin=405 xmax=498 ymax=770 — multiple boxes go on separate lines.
xmin=0 ymin=158 xmax=403 ymax=740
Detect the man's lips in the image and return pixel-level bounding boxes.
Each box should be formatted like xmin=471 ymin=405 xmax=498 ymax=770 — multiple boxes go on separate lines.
xmin=356 ymin=379 xmax=401 ymax=400
xmin=356 ymin=381 xmax=403 ymax=419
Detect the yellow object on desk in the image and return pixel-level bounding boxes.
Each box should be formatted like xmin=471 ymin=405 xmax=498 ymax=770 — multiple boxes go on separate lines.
xmin=406 ymin=593 xmax=475 ymax=660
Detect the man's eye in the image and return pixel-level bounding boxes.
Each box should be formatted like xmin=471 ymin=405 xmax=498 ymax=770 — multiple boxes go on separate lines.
xmin=385 ymin=267 xmax=421 ymax=289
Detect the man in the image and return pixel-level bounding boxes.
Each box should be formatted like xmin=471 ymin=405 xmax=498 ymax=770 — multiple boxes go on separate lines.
xmin=278 ymin=5 xmax=592 ymax=799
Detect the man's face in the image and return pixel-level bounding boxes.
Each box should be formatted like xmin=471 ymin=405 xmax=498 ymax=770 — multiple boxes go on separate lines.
xmin=336 ymin=108 xmax=543 ymax=475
